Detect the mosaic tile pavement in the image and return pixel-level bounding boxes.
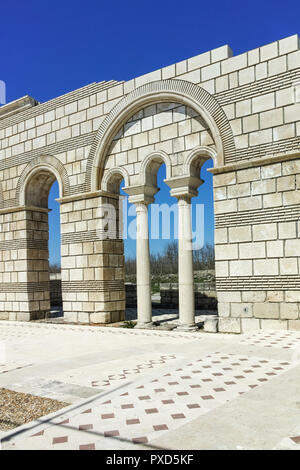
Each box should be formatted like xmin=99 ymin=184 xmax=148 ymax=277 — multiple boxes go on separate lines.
xmin=1 ymin=350 xmax=296 ymax=450
xmin=0 ymin=321 xmax=300 ymax=450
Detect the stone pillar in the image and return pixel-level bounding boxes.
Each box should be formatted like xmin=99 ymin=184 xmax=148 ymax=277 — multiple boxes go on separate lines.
xmin=177 ymin=196 xmax=196 ymax=329
xmin=135 ymin=202 xmax=152 ymax=327
xmin=59 ymin=192 xmax=125 ymax=324
xmin=0 ymin=206 xmax=50 ymax=321
xmin=123 ymin=185 xmax=158 ymax=329
xmin=165 ymin=176 xmax=202 ymax=331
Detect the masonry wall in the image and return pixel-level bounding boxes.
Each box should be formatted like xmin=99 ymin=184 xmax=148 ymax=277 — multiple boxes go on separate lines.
xmin=60 ymin=193 xmax=125 ymax=323
xmin=0 ymin=34 xmax=299 ymax=329
xmin=214 ymin=159 xmax=300 ymax=332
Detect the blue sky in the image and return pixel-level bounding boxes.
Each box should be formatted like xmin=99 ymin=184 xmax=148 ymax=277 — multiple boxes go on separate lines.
xmin=2 ymin=0 xmax=299 ymax=264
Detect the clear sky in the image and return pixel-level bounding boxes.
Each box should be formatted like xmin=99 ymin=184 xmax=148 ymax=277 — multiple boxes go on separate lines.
xmin=2 ymin=0 xmax=299 ymax=264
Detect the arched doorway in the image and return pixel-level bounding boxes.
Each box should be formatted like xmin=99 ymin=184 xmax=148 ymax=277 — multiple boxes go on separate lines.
xmin=99 ymin=95 xmax=222 ymax=329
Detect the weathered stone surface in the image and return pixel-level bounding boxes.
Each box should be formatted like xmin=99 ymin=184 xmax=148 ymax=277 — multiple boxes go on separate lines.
xmin=0 ymin=34 xmax=299 ymax=332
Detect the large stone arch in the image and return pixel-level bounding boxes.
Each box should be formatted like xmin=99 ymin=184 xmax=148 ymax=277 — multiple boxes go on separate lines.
xmin=17 ymin=155 xmax=70 ymax=207
xmin=86 ymin=79 xmax=235 ymax=192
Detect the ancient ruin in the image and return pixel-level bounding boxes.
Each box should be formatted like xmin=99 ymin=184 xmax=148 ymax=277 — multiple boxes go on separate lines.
xmin=0 ymin=35 xmax=299 ymax=333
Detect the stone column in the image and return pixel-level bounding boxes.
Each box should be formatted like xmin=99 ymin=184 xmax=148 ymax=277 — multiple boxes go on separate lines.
xmin=123 ymin=185 xmax=158 ymax=329
xmin=164 ymin=176 xmax=202 ymax=331
xmin=177 ymin=196 xmax=196 ymax=330
xmin=135 ymin=202 xmax=152 ymax=327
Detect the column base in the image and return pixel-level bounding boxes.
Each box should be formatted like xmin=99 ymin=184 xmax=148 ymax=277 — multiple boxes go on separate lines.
xmin=176 ymin=324 xmax=198 ymax=332
xmin=134 ymin=321 xmax=153 ymax=329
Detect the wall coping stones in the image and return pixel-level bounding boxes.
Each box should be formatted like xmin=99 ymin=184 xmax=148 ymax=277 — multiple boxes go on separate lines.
xmin=0 ymin=96 xmax=39 ymax=120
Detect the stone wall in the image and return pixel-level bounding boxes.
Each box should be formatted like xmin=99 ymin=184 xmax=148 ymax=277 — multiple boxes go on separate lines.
xmin=160 ymin=283 xmax=217 ymax=310
xmin=49 ymin=273 xmax=62 ymax=307
xmin=0 ymin=34 xmax=299 ymax=331
xmin=214 ymin=160 xmax=300 ymax=332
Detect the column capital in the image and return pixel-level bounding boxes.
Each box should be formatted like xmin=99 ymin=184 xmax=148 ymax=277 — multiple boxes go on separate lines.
xmin=123 ymin=184 xmax=158 ymax=205
xmin=164 ymin=175 xmax=203 ymax=200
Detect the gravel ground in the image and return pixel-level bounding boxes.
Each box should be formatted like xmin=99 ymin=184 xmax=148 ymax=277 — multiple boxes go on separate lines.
xmin=0 ymin=388 xmax=69 ymax=431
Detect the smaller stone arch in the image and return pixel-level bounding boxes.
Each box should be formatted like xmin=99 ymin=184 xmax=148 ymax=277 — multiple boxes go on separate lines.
xmin=17 ymin=155 xmax=70 ymax=207
xmin=183 ymin=146 xmax=217 ymax=178
xmin=140 ymin=150 xmax=172 ymax=187
xmin=101 ymin=166 xmax=130 ymax=194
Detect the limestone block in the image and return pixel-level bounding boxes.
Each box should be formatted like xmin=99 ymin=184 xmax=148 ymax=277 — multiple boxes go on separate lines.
xmin=260 ymin=42 xmax=278 ymax=61
xmin=215 ymin=228 xmax=228 ymax=244
xmin=214 ymin=186 xmax=227 ymax=201
xmin=0 ymin=312 xmax=9 ymax=320
xmin=282 ymin=160 xmax=300 ymax=176
xmin=214 ymin=199 xmax=237 ymax=214
xmin=253 ymin=223 xmax=277 ymax=241
xmin=218 ymin=318 xmax=241 ymax=334
xmin=288 ymin=320 xmax=300 ymax=331
xmin=231 ymin=302 xmax=253 ymax=318
xmin=90 ymin=312 xmax=111 ymax=324
xmin=249 ymin=129 xmax=272 ymax=146
xmin=283 ymin=190 xmax=300 ymax=206
xmin=266 ymin=240 xmax=284 ymax=258
xmin=253 ymin=302 xmax=279 ymax=319
xmin=280 ymin=303 xmax=299 ymax=320
xmin=236 ymin=100 xmax=251 ymax=117
xmin=187 ymin=51 xmax=210 ymax=71
xmin=255 ymin=62 xmax=268 ymax=80
xmin=260 ymin=109 xmax=283 ymax=129
xmin=279 ymin=258 xmax=298 ymax=275
xmin=239 ymin=66 xmax=255 ymax=85
xmin=279 ymin=34 xmax=300 ymax=55
xmin=241 ymin=318 xmax=260 ymax=332
xmin=285 ymin=291 xmax=300 ymax=302
xmin=204 ymin=316 xmax=218 ymax=333
xmin=64 ymin=312 xmax=78 ymax=323
xmin=284 ymin=103 xmax=300 ymax=123
xmin=217 ymin=302 xmax=230 ymax=317
xmin=215 ymin=243 xmax=238 ymax=260
xmin=228 ymin=226 xmax=251 ymax=243
xmin=254 ymin=259 xmax=279 ymax=276
xmin=252 ymin=179 xmax=275 ymax=195
xmin=285 ymin=239 xmax=300 ymax=257
xmin=263 ymin=193 xmax=282 ymax=208
xmin=217 ymin=291 xmax=241 ymax=303
xmin=276 ymin=88 xmax=295 ymax=107
xmin=287 ymin=50 xmax=300 ymax=70
xmin=227 ymin=182 xmax=250 ymax=199
xmin=242 ymin=291 xmax=266 ymax=302
xmin=215 ymin=261 xmax=229 ymax=277
xmin=252 ymin=93 xmax=275 ymax=113
xmin=16 ymin=312 xmax=31 ymax=321
xmin=201 ymin=62 xmax=220 ymax=81
xmin=221 ymin=54 xmax=247 ymax=74
xmin=273 ymin=124 xmax=295 ymax=141
xmin=277 ymin=176 xmax=295 ymax=192
xmin=268 ymin=56 xmax=287 ymax=76
xmin=260 ymin=319 xmax=288 ymax=330
xmin=229 ymin=260 xmax=252 ymax=276
xmin=78 ymin=312 xmax=90 ymax=323
xmin=213 ymin=172 xmax=236 ymax=187
xmin=266 ymin=291 xmax=284 ymax=302
xmin=238 ymin=195 xmax=262 ymax=211
xmin=237 ymin=166 xmax=260 ymax=183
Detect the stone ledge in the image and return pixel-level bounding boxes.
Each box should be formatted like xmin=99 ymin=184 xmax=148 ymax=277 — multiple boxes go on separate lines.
xmin=0 ymin=95 xmax=39 ymax=120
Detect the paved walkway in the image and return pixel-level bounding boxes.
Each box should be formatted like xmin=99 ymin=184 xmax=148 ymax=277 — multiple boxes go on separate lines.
xmin=0 ymin=320 xmax=300 ymax=450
